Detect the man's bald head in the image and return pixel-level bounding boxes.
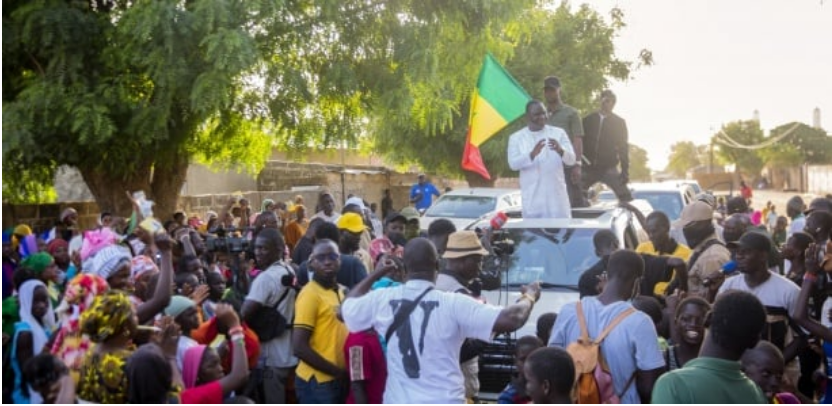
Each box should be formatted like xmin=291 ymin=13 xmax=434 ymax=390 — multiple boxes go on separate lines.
xmin=403 ymin=237 xmax=439 ymax=277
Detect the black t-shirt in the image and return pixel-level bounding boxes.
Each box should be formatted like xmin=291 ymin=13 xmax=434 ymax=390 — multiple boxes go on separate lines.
xmin=291 ymin=236 xmax=315 ymax=265
xmin=578 ymin=253 xmax=672 ymax=298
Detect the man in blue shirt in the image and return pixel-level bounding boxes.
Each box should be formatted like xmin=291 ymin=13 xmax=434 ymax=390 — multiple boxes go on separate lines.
xmin=409 ymin=174 xmax=440 ymax=211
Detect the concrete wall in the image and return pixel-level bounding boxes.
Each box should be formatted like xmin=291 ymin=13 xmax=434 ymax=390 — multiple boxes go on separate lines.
xmin=183 ymin=164 xmax=258 ymax=196
xmin=808 ymin=165 xmax=832 ymax=195
xmin=2 ymin=202 xmax=102 ymax=234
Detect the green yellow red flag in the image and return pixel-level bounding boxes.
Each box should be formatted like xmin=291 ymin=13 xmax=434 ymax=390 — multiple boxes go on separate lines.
xmin=461 ymin=53 xmax=531 ymax=180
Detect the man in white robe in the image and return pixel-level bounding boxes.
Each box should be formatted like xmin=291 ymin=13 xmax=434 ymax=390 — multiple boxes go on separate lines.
xmin=507 ymin=100 xmax=576 ymax=219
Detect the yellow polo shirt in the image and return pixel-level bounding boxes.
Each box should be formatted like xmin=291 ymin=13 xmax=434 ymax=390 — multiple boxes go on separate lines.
xmin=636 ymin=241 xmax=693 ymax=295
xmin=294 ymin=280 xmax=348 ymax=383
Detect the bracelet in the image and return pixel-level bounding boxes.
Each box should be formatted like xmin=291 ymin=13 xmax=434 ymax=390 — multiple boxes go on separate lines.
xmin=516 ymin=293 xmax=536 ymax=305
xmin=228 ymin=326 xmax=244 ymax=336
xmin=231 ymin=333 xmax=245 ymax=343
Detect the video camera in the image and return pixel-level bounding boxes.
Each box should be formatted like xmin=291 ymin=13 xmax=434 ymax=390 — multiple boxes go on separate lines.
xmin=205 ymin=226 xmax=251 ymax=254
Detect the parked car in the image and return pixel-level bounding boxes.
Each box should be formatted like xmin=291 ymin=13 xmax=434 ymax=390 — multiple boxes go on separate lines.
xmin=420 ymin=188 xmax=521 ymax=233
xmin=597 ymin=182 xmax=695 ymax=221
xmin=471 ymin=200 xmax=652 ymax=396
xmin=662 ymin=179 xmax=703 ymax=195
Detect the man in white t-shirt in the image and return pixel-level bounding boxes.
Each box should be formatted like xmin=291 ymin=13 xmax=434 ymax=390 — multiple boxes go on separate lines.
xmin=718 ymin=231 xmax=802 ymax=383
xmin=548 ymin=250 xmax=665 ymax=404
xmin=341 ymin=238 xmax=541 ymax=404
xmin=241 ymin=228 xmax=298 ymax=403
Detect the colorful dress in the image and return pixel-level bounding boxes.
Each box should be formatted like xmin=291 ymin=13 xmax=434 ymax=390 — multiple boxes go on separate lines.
xmin=77 ymin=348 xmax=133 ymax=404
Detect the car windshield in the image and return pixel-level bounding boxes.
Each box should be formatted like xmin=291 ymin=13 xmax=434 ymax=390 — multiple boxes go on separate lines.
xmin=502 ymin=228 xmax=601 ymax=287
xmin=632 ymin=191 xmax=684 ymax=220
xmin=425 ymin=195 xmax=497 ymax=219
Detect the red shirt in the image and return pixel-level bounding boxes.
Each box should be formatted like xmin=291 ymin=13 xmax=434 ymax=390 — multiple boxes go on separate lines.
xmin=181 ymin=381 xmax=223 ymax=404
xmin=344 ymin=331 xmax=387 ymax=404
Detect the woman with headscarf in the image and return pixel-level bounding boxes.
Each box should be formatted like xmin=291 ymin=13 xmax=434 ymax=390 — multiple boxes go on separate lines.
xmin=180 ymin=303 xmax=249 ymax=404
xmin=21 ymin=252 xmax=60 ymax=308
xmin=18 ymin=234 xmax=40 ymax=260
xmin=283 ymin=204 xmax=309 ymax=252
xmin=46 ymin=239 xmax=73 ymax=287
xmin=50 ymin=274 xmax=109 ymax=384
xmin=76 ymin=291 xmax=137 ymax=404
xmin=11 ymin=279 xmax=57 ymax=403
xmin=91 ymin=244 xmax=133 ymax=292
xmin=129 ymin=234 xmax=176 ymax=325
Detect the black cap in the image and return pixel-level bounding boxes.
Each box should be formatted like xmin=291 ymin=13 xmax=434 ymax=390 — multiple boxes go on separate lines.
xmin=804 ymin=197 xmax=832 ymax=215
xmin=726 ymin=196 xmax=749 ymax=214
xmin=384 ymin=212 xmax=406 ymax=225
xmin=544 ymin=76 xmax=561 ymax=89
xmin=726 ymin=231 xmax=772 ymax=253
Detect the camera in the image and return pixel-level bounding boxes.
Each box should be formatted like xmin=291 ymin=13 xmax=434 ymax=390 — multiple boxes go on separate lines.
xmin=205 ymin=226 xmax=251 ymax=253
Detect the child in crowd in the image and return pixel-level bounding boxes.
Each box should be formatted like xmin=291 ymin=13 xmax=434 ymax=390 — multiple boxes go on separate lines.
xmin=741 ymin=341 xmax=802 ymax=404
xmin=523 ymin=347 xmax=575 ymax=404
xmin=343 ymin=328 xmax=387 ymax=404
xmin=535 ymin=313 xmax=557 ymax=346
xmin=498 ymin=336 xmax=543 ymax=404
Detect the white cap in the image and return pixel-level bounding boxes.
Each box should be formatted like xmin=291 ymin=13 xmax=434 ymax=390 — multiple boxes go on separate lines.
xmin=344 ymin=196 xmax=365 ymax=211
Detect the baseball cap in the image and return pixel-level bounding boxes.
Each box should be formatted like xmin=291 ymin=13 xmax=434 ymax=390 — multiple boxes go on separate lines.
xmin=336 ymin=213 xmax=367 ymax=233
xmin=805 ymin=197 xmax=832 ymax=215
xmin=443 ymin=231 xmax=489 ymax=259
xmin=543 ymin=76 xmax=561 ymax=89
xmin=677 ymin=201 xmax=714 ymax=227
xmin=384 ymin=212 xmax=407 ymax=225
xmin=344 ymin=196 xmax=365 ymax=211
xmin=400 ymin=207 xmax=420 ymax=222
xmin=726 ymin=231 xmax=772 ymax=253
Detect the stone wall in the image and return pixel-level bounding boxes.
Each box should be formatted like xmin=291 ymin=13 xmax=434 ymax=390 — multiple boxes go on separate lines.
xmin=2 ymin=201 xmax=102 ymax=234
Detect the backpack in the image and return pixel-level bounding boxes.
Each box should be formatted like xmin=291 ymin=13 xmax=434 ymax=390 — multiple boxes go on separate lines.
xmin=566 ymin=301 xmax=636 ymax=404
xmin=247 ymin=265 xmax=296 ymax=342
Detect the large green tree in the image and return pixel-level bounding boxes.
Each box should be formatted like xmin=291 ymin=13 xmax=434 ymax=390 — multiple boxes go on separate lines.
xmin=712 ymin=120 xmax=766 ymax=179
xmin=371 ymin=2 xmax=652 ymax=185
xmin=758 ymin=122 xmax=832 ymax=167
xmin=3 ymin=0 xmax=540 ymax=216
xmin=665 ymin=141 xmax=702 ymax=177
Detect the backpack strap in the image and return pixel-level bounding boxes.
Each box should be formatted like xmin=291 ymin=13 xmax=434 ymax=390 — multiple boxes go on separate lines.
xmin=576 ymin=301 xmax=591 ymax=343
xmin=594 ymin=307 xmax=636 ymax=345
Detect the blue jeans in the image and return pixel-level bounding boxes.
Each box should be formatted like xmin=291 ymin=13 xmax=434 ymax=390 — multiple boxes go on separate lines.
xmin=295 ymin=376 xmax=345 ymax=404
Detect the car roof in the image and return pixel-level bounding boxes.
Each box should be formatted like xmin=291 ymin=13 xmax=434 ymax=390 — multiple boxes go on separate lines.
xmin=468 ymin=199 xmax=653 ymax=230
xmin=627 ymin=182 xmax=687 ymax=192
xmin=442 ymin=188 xmax=519 ymax=197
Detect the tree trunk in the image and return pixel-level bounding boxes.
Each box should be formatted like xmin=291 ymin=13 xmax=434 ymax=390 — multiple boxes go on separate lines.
xmin=464 ymin=171 xmax=496 ymax=188
xmin=79 ymin=150 xmax=189 ymax=221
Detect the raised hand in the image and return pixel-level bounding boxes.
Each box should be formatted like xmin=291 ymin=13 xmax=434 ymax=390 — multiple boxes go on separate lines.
xmin=530 ymin=139 xmax=546 ymax=160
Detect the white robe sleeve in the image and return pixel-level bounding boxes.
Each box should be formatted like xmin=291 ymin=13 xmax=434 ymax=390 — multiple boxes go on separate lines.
xmin=558 ymin=130 xmax=577 ymax=166
xmin=507 ymin=132 xmax=534 ymax=171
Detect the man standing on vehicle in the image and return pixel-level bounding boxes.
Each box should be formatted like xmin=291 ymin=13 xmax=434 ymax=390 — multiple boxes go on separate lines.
xmin=507 ymin=100 xmax=576 ymax=219
xmin=543 ymin=76 xmax=586 ymax=208
xmin=581 ymin=90 xmax=633 ymax=203
xmin=410 ymin=174 xmax=440 ymax=213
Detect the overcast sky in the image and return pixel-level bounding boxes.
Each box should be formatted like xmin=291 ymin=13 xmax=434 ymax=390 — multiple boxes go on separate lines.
xmin=586 ymin=0 xmax=832 ymax=170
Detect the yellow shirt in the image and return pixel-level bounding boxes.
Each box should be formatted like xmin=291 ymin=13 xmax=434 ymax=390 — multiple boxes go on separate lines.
xmin=294 ymin=280 xmax=348 ymax=383
xmin=636 ymin=241 xmax=693 ymax=295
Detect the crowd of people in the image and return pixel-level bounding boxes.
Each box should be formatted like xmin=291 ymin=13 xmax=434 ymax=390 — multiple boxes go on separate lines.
xmin=2 ymin=169 xmax=832 ymax=404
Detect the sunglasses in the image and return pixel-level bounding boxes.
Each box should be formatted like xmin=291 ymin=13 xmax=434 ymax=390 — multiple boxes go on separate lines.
xmin=313 ymin=252 xmax=339 ymax=262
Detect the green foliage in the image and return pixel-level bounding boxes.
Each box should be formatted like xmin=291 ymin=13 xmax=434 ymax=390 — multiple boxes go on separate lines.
xmin=758 ymin=122 xmax=831 ymax=167
xmin=373 ymin=2 xmax=652 ymax=180
xmin=629 ymin=144 xmax=651 ymax=182
xmin=713 ymin=120 xmax=766 ymax=178
xmin=665 ymin=141 xmax=702 ymax=177
xmin=1 ymin=155 xmax=57 ymax=204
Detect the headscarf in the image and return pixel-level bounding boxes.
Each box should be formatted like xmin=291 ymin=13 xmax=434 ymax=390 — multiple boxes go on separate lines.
xmin=92 ymin=245 xmax=131 ymax=281
xmin=261 ymin=199 xmax=275 ymax=213
xmin=182 ymin=345 xmax=208 ymax=389
xmin=50 ymin=274 xmax=109 ymax=376
xmin=46 ymin=239 xmax=68 ymax=256
xmin=164 ymin=295 xmax=195 ymax=319
xmin=18 ymin=234 xmax=39 ymax=259
xmin=80 ymin=291 xmax=134 ymax=343
xmin=130 ymin=255 xmax=159 ymax=284
xmin=60 ymin=208 xmax=78 ymax=223
xmin=54 ymin=274 xmax=109 ymax=325
xmin=125 ymin=344 xmax=172 ymax=403
xmin=80 ymin=228 xmax=120 ymax=262
xmin=14 ymin=224 xmax=32 ymax=237
xmin=18 ymin=279 xmax=57 ymax=354
xmin=21 ymin=252 xmax=54 ymax=276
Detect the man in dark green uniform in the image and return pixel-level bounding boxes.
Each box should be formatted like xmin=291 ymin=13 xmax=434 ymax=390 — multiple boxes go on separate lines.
xmin=544 ymin=76 xmax=586 ymax=208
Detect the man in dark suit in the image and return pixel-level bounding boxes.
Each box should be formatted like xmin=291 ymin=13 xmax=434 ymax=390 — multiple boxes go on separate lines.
xmin=581 ymin=90 xmax=633 ymax=203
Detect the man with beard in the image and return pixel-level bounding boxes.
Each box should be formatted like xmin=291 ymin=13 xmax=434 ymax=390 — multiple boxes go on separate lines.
xmin=241 ymin=228 xmax=297 ymax=403
xmin=678 ymin=202 xmax=730 ymax=300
